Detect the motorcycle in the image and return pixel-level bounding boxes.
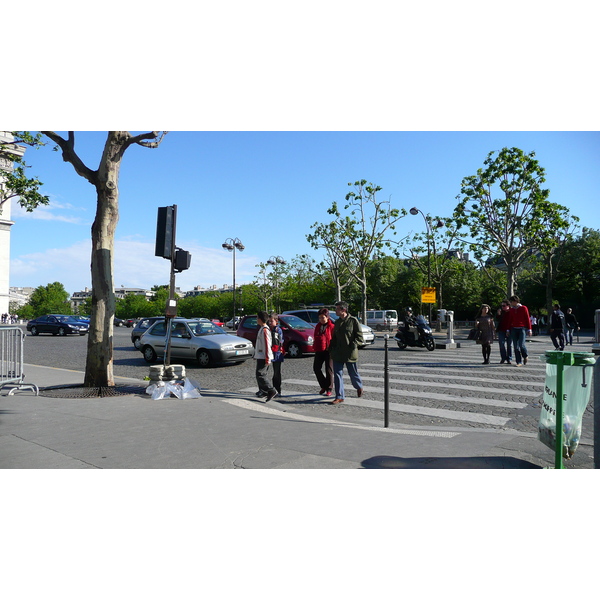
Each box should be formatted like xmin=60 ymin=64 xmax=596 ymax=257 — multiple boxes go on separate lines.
xmin=394 ymin=315 xmax=435 ymax=351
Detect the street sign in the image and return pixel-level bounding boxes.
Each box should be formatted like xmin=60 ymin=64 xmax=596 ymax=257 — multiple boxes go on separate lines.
xmin=421 ymin=287 xmax=436 ymax=304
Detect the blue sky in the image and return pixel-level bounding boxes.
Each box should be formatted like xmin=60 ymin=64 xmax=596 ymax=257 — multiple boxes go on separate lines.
xmin=8 ymin=131 xmax=600 ymax=295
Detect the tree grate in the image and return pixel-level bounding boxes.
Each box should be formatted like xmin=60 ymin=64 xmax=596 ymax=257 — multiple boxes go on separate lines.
xmin=39 ymin=384 xmax=147 ymax=398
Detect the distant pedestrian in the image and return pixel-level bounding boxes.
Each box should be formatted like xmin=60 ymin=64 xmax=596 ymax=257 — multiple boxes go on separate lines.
xmin=550 ymin=304 xmax=567 ymax=351
xmin=254 ymin=311 xmax=277 ymax=402
xmin=313 ymin=307 xmax=335 ymax=397
xmin=564 ymin=308 xmax=579 ymax=345
xmin=495 ymin=300 xmax=513 ymax=364
xmin=268 ymin=313 xmax=285 ymax=397
xmin=530 ymin=314 xmax=539 ymax=336
xmin=329 ymin=301 xmax=364 ymax=405
xmin=475 ymin=304 xmax=495 ymax=364
xmin=508 ymin=295 xmax=532 ymax=366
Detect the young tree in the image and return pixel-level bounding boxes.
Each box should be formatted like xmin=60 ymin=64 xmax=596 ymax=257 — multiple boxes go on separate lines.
xmin=26 ymin=282 xmax=72 ymax=316
xmin=453 ymin=147 xmax=567 ymax=298
xmin=35 ymin=131 xmax=168 ymax=387
xmin=309 ymin=180 xmax=406 ymax=322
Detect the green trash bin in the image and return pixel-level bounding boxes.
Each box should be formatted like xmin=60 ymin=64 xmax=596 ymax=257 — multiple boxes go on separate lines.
xmin=538 ymin=351 xmax=596 ymax=468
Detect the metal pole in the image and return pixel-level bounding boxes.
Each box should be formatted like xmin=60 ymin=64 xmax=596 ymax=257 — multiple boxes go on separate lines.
xmin=594 ymin=354 xmax=600 ymax=469
xmin=384 ymin=334 xmax=390 ymax=428
xmin=232 ymin=245 xmax=236 ymax=325
xmin=555 ymin=352 xmax=565 ymax=470
xmin=165 ymin=205 xmax=177 ymax=367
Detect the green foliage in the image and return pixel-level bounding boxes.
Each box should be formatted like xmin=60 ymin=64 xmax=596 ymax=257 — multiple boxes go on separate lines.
xmin=0 ymin=132 xmax=49 ymax=215
xmin=25 ymin=282 xmax=72 ymax=317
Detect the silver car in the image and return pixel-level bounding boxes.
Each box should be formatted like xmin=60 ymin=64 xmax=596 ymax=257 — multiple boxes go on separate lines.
xmin=139 ymin=318 xmax=254 ymax=367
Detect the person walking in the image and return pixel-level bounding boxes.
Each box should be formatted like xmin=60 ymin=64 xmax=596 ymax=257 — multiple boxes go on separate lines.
xmin=267 ymin=313 xmax=285 ymax=397
xmin=550 ymin=304 xmax=567 ymax=351
xmin=495 ymin=300 xmax=512 ymax=364
xmin=564 ymin=308 xmax=580 ymax=345
xmin=475 ymin=304 xmax=495 ymax=364
xmin=508 ymin=295 xmax=532 ymax=366
xmin=313 ymin=307 xmax=335 ymax=397
xmin=254 ymin=311 xmax=277 ymax=402
xmin=329 ymin=301 xmax=364 ymax=405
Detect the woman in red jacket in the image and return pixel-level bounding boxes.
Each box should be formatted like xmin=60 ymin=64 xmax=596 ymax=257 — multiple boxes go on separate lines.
xmin=313 ymin=307 xmax=335 ymax=397
xmin=508 ymin=295 xmax=532 ymax=366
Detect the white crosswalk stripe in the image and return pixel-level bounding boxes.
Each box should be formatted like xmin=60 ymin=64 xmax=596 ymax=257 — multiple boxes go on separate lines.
xmin=237 ymin=342 xmax=548 ymax=427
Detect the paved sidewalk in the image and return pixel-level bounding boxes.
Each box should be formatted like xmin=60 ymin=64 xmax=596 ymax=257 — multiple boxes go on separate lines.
xmin=0 ymin=363 xmax=590 ymax=469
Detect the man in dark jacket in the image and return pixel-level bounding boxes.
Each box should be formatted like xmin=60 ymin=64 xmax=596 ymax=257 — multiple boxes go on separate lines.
xmin=564 ymin=308 xmax=579 ymax=346
xmin=550 ymin=304 xmax=567 ymax=351
xmin=329 ymin=301 xmax=364 ymax=404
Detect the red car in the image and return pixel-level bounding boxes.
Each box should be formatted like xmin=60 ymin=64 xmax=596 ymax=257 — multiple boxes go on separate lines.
xmin=211 ymin=319 xmax=225 ymax=328
xmin=236 ymin=314 xmax=315 ymax=358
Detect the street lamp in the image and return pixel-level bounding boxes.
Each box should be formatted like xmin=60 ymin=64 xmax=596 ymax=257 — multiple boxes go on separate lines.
xmin=409 ymin=207 xmax=443 ymax=324
xmin=222 ymin=237 xmax=245 ymax=327
xmin=267 ymin=255 xmax=286 ymax=313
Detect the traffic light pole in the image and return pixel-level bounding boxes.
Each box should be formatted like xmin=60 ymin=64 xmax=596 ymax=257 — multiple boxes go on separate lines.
xmin=164 ymin=205 xmax=178 ymax=367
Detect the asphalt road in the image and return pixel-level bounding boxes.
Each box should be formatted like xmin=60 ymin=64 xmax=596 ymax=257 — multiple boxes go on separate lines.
xmin=18 ymin=324 xmax=596 ymax=467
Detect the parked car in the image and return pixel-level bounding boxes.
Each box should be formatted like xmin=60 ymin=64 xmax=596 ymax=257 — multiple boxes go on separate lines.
xmin=236 ymin=314 xmax=315 ymax=358
xmin=139 ymin=318 xmax=254 ymax=367
xmin=282 ymin=309 xmax=375 ymax=347
xmin=131 ymin=316 xmax=165 ymax=348
xmin=365 ymin=309 xmax=398 ymax=331
xmin=125 ymin=318 xmax=136 ymax=327
xmin=211 ymin=319 xmax=225 ymax=328
xmin=225 ymin=316 xmax=241 ymax=329
xmin=27 ymin=314 xmax=89 ymax=336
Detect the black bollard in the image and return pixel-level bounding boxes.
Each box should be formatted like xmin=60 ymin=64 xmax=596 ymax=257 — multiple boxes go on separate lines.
xmin=384 ymin=334 xmax=390 ymax=428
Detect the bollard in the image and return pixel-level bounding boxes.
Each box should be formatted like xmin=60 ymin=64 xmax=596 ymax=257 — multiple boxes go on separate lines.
xmin=446 ymin=310 xmax=455 ymax=344
xmin=384 ymin=334 xmax=390 ymax=428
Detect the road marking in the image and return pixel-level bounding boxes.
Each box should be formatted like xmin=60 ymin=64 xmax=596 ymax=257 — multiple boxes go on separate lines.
xmin=283 ymin=379 xmax=527 ymax=409
xmin=356 ymin=372 xmax=542 ymax=397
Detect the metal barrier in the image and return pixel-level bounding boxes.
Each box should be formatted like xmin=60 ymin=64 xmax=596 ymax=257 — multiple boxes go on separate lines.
xmin=0 ymin=326 xmax=39 ymax=395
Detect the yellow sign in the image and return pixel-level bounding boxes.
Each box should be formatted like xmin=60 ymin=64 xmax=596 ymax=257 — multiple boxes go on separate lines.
xmin=421 ymin=287 xmax=436 ymax=304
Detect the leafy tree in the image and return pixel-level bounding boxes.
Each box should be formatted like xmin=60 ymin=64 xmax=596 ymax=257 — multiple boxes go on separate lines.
xmin=308 ymin=180 xmax=406 ymax=323
xmin=26 ymin=282 xmax=71 ymax=317
xmin=0 ymin=132 xmax=49 ymax=215
xmin=31 ymin=131 xmax=168 ymax=387
xmin=115 ymin=293 xmax=154 ymax=319
xmin=453 ymin=147 xmax=567 ymax=298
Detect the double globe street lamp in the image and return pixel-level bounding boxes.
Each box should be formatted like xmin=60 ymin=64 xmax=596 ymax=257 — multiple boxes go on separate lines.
xmin=222 ymin=237 xmax=245 ymax=327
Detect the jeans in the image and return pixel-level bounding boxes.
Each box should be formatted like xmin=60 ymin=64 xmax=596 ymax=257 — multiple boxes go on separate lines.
xmin=255 ymin=359 xmax=275 ymax=394
xmin=551 ymin=330 xmax=565 ymax=350
xmin=566 ymin=327 xmax=574 ymax=345
xmin=497 ymin=330 xmax=512 ymax=362
xmin=332 ymin=360 xmax=363 ymax=399
xmin=510 ymin=328 xmax=528 ymax=364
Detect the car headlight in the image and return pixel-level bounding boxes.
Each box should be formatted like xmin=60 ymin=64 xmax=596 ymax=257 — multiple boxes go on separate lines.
xmin=308 ymin=336 xmax=314 ymax=344
xmin=221 ymin=344 xmax=234 ymax=351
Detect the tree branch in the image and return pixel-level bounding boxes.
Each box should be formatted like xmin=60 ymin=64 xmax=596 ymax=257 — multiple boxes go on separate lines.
xmin=41 ymin=131 xmax=97 ymax=185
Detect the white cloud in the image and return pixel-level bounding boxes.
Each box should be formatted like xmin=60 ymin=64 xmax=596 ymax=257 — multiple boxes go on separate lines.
xmin=10 ymin=238 xmax=263 ymax=294
xmin=11 ymin=197 xmax=89 ymax=224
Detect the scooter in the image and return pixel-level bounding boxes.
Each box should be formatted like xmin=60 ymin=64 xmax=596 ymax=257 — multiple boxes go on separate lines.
xmin=394 ymin=315 xmax=435 ymax=351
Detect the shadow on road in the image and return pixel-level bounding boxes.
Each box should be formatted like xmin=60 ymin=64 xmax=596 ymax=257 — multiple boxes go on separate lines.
xmin=361 ymin=455 xmax=542 ymax=469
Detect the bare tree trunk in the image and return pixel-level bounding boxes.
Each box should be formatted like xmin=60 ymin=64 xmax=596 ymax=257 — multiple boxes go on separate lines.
xmin=83 ymin=134 xmax=123 ymax=387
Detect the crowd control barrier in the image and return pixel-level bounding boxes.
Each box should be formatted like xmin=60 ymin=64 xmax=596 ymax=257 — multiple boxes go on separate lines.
xmin=538 ymin=350 xmax=596 ymax=469
xmin=0 ymin=326 xmax=39 ymax=396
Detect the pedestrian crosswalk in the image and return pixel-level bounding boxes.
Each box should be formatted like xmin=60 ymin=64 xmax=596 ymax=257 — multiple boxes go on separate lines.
xmin=239 ymin=341 xmax=550 ymax=428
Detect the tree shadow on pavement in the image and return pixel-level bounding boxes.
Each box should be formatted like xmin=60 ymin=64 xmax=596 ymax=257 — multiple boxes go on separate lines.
xmin=361 ymin=455 xmax=542 ymax=469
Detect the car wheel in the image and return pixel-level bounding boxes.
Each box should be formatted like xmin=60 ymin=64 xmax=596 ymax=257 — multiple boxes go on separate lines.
xmin=58 ymin=327 xmax=67 ymax=336
xmin=134 ymin=337 xmax=142 ymax=349
xmin=30 ymin=326 xmax=39 ymax=336
xmin=287 ymin=342 xmax=301 ymax=358
xmin=197 ymin=349 xmax=212 ymax=368
xmin=143 ymin=346 xmax=157 ymax=363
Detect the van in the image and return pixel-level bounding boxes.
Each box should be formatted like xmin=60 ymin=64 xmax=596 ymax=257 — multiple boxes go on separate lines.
xmin=366 ymin=309 xmax=398 ymax=331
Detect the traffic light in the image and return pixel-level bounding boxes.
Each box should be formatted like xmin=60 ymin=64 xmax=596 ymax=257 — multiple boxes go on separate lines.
xmin=174 ymin=249 xmax=191 ymax=272
xmin=155 ymin=206 xmax=175 ymax=259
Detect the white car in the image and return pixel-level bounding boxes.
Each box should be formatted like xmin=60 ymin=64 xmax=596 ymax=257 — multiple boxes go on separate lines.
xmin=139 ymin=318 xmax=254 ymax=367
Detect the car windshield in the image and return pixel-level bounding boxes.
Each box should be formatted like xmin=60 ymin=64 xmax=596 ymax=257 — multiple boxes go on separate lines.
xmin=280 ymin=315 xmax=312 ymax=330
xmin=57 ymin=316 xmax=79 ymax=323
xmin=189 ymin=321 xmax=224 ymax=336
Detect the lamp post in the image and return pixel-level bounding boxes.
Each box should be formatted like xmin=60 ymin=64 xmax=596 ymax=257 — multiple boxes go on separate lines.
xmin=222 ymin=237 xmax=245 ymax=327
xmin=410 ymin=207 xmax=443 ymax=325
xmin=267 ymin=255 xmax=286 ymax=313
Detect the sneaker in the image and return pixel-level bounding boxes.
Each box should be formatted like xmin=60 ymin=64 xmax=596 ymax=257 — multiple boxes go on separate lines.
xmin=325 ymin=391 xmax=332 ymax=397
xmin=319 ymin=388 xmax=326 ymax=395
xmin=256 ymin=390 xmax=266 ymax=398
xmin=515 ymin=363 xmax=522 ymax=367
xmin=265 ymin=390 xmax=277 ymax=402
xmin=357 ymin=388 xmax=363 ymax=398
xmin=523 ymin=357 xmax=528 ymax=365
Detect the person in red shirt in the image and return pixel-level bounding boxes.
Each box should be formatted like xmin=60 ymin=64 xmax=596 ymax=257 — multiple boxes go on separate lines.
xmin=508 ymin=295 xmax=532 ymax=366
xmin=313 ymin=307 xmax=335 ymax=397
